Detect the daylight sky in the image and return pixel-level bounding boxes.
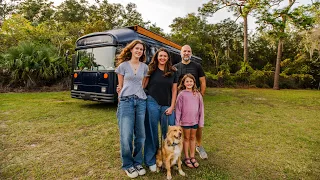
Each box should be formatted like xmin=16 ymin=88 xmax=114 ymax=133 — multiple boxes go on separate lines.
xmin=53 ymin=0 xmax=313 ymax=33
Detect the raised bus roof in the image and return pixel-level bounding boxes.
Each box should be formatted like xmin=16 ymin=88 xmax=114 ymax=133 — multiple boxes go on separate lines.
xmin=75 ymin=25 xmax=202 ymax=63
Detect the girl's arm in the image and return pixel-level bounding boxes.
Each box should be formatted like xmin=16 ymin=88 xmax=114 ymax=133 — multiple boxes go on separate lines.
xmin=165 ymin=83 xmax=177 ymax=115
xmin=117 ymin=74 xmax=124 ymax=94
xmin=143 ymin=77 xmax=149 ymax=89
xmin=175 ymin=93 xmax=183 ymax=126
xmin=198 ymin=92 xmax=204 ymax=127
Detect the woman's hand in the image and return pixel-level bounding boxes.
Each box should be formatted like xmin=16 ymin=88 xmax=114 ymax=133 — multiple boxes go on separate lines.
xmin=116 ymin=85 xmax=122 ymax=94
xmin=165 ymin=106 xmax=174 ymax=115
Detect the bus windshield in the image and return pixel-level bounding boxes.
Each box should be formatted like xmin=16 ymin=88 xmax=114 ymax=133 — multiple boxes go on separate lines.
xmin=75 ymin=46 xmax=116 ymax=71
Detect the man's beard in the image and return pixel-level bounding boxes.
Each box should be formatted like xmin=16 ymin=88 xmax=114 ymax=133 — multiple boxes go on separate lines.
xmin=182 ymin=56 xmax=191 ymax=61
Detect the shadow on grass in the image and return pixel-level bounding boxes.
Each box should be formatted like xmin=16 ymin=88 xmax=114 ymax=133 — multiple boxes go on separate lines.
xmin=142 ymin=153 xmax=229 ymax=180
xmin=79 ymin=102 xmax=118 ymax=110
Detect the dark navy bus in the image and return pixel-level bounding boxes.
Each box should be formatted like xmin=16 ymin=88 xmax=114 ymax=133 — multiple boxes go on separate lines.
xmin=71 ymin=25 xmax=202 ymax=103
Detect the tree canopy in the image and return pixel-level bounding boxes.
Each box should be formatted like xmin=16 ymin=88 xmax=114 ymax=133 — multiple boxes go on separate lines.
xmin=0 ymin=0 xmax=319 ymax=89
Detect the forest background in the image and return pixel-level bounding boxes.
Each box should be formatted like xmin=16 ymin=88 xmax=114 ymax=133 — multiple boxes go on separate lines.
xmin=0 ymin=0 xmax=320 ymax=91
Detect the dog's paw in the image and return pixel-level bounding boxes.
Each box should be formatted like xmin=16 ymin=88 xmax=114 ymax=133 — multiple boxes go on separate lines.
xmin=166 ymin=174 xmax=172 ymax=180
xmin=179 ymin=170 xmax=185 ymax=176
xmin=156 ymin=167 xmax=160 ymax=173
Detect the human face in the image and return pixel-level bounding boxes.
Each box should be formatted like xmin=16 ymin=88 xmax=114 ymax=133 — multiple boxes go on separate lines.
xmin=184 ymin=77 xmax=194 ymax=91
xmin=180 ymin=45 xmax=192 ymax=61
xmin=130 ymin=43 xmax=144 ymax=59
xmin=157 ymin=51 xmax=169 ymax=66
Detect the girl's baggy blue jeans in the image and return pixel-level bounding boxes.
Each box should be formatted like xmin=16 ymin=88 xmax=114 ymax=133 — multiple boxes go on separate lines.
xmin=144 ymin=95 xmax=175 ymax=166
xmin=117 ymin=95 xmax=146 ymax=169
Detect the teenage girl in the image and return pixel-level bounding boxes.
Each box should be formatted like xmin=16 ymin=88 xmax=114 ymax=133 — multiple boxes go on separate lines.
xmin=115 ymin=40 xmax=148 ymax=178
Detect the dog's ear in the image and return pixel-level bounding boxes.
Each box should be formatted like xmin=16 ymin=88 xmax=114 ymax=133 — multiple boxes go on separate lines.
xmin=166 ymin=130 xmax=174 ymax=145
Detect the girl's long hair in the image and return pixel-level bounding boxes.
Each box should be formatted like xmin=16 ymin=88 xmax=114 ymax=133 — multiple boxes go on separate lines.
xmin=177 ymin=73 xmax=198 ymax=93
xmin=147 ymin=48 xmax=176 ymax=76
xmin=116 ymin=40 xmax=146 ymax=67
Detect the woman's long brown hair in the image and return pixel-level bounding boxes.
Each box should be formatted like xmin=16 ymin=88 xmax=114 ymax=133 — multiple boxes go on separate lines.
xmin=116 ymin=40 xmax=146 ymax=67
xmin=177 ymin=73 xmax=198 ymax=93
xmin=147 ymin=48 xmax=176 ymax=76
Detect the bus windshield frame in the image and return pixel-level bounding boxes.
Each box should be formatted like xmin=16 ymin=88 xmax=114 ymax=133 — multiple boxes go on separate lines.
xmin=75 ymin=46 xmax=116 ymax=71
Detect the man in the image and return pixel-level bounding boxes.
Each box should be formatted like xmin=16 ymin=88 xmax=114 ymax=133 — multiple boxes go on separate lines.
xmin=174 ymin=45 xmax=208 ymax=159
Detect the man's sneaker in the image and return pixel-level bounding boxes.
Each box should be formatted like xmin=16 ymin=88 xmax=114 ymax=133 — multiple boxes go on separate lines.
xmin=135 ymin=165 xmax=146 ymax=176
xmin=149 ymin=164 xmax=156 ymax=172
xmin=196 ymin=146 xmax=208 ymax=159
xmin=125 ymin=167 xmax=138 ymax=178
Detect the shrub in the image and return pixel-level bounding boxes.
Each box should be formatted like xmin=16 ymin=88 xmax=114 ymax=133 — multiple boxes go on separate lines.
xmin=249 ymin=70 xmax=274 ymax=88
xmin=0 ymin=41 xmax=69 ymax=88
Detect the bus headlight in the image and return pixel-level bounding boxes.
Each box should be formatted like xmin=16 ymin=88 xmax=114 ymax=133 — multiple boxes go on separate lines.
xmin=74 ymin=85 xmax=78 ymax=90
xmin=101 ymin=87 xmax=106 ymax=93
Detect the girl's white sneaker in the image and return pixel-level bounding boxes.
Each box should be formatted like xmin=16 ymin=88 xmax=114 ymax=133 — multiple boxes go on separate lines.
xmin=125 ymin=167 xmax=138 ymax=178
xmin=149 ymin=164 xmax=157 ymax=172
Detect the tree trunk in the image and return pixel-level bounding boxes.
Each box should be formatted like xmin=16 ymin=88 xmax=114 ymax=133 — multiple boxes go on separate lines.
xmin=273 ymin=39 xmax=283 ymax=90
xmin=243 ymin=15 xmax=249 ymax=64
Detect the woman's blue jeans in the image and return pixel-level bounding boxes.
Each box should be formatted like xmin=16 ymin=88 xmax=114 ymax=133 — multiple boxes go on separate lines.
xmin=144 ymin=95 xmax=175 ymax=166
xmin=117 ymin=95 xmax=146 ymax=170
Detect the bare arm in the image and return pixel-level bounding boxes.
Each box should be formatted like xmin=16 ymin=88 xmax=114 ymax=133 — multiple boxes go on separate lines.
xmin=117 ymin=74 xmax=124 ymax=94
xmin=199 ymin=76 xmax=206 ymax=96
xmin=143 ymin=77 xmax=149 ymax=89
xmin=171 ymin=83 xmax=177 ymax=108
xmin=165 ymin=83 xmax=177 ymax=115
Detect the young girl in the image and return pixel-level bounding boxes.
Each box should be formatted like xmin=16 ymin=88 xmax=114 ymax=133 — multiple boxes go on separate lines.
xmin=115 ymin=40 xmax=149 ymax=178
xmin=175 ymin=73 xmax=204 ymax=168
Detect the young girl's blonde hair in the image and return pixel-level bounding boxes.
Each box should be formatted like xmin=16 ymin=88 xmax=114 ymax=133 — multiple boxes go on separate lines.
xmin=177 ymin=73 xmax=198 ymax=93
xmin=116 ymin=40 xmax=146 ymax=67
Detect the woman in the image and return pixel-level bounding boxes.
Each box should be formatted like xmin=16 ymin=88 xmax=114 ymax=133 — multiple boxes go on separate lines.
xmin=143 ymin=48 xmax=178 ymax=172
xmin=115 ymin=40 xmax=149 ymax=178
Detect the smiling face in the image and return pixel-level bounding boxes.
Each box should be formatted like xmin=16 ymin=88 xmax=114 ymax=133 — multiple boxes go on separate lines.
xmin=157 ymin=50 xmax=169 ymax=66
xmin=130 ymin=43 xmax=144 ymax=59
xmin=180 ymin=45 xmax=192 ymax=61
xmin=184 ymin=77 xmax=195 ymax=90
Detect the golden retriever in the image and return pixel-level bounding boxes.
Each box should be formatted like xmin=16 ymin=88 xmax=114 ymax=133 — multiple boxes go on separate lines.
xmin=156 ymin=126 xmax=185 ymax=180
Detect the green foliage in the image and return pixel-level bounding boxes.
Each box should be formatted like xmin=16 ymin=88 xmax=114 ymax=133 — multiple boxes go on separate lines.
xmin=279 ymin=73 xmax=315 ymax=89
xmin=249 ymin=70 xmax=274 ymax=88
xmin=0 ymin=0 xmax=319 ymax=89
xmin=17 ymin=0 xmax=54 ymax=25
xmin=55 ymin=0 xmax=89 ymax=23
xmin=0 ymin=41 xmax=68 ymax=87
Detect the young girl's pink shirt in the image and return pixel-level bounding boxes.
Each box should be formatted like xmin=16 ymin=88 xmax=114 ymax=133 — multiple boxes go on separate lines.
xmin=175 ymin=90 xmax=204 ymax=127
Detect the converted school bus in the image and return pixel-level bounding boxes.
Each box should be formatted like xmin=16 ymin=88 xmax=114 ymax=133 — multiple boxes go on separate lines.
xmin=71 ymin=25 xmax=202 ymax=103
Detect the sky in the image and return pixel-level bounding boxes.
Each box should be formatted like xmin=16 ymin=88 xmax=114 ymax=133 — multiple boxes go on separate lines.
xmin=53 ymin=0 xmax=313 ymax=34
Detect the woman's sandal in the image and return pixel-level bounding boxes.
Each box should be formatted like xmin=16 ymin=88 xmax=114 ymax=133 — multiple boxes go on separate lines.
xmin=184 ymin=158 xmax=194 ymax=168
xmin=190 ymin=157 xmax=199 ymax=168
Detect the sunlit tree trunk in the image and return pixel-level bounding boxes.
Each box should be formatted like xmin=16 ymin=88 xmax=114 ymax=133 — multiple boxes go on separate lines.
xmin=273 ymin=39 xmax=283 ymax=90
xmin=243 ymin=15 xmax=249 ymax=64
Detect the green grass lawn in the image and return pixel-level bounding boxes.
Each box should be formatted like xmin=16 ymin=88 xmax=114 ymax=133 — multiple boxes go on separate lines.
xmin=1 ymin=88 xmax=320 ymax=179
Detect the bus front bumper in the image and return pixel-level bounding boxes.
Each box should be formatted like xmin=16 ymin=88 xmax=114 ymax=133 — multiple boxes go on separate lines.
xmin=71 ymin=90 xmax=116 ymax=103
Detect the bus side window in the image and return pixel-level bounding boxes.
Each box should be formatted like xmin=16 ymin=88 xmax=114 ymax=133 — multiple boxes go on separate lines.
xmin=146 ymin=46 xmax=157 ymax=64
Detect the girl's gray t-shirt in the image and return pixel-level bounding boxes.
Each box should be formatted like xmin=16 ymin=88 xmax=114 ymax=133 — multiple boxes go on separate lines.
xmin=115 ymin=61 xmax=148 ymax=99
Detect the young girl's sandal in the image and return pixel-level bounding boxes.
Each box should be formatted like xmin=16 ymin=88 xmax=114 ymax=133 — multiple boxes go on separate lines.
xmin=190 ymin=157 xmax=199 ymax=168
xmin=184 ymin=158 xmax=194 ymax=168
